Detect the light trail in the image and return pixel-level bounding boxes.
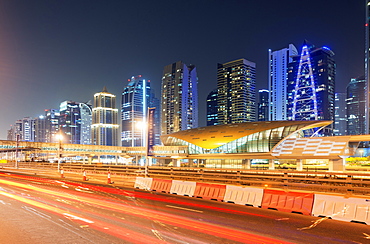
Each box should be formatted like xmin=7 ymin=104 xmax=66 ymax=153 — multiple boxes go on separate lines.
xmin=0 ymin=187 xmax=168 ymax=244
xmin=0 ymin=177 xmax=292 ymax=244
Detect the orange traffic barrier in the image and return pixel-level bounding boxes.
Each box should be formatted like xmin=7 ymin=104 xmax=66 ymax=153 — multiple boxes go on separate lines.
xmin=193 ymin=183 xmax=226 ymax=201
xmin=261 ymin=189 xmax=314 ymax=215
xmin=151 ymin=179 xmax=172 ymax=193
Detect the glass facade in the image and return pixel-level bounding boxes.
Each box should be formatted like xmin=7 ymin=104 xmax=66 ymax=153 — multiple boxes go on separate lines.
xmin=163 ymin=125 xmax=303 ymax=154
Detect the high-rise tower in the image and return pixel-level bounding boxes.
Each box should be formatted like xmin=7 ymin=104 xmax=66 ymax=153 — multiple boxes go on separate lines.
xmin=91 ymin=87 xmax=119 ymax=146
xmin=365 ymin=0 xmax=370 ymax=134
xmin=79 ymin=102 xmax=92 ymax=144
xmin=258 ymin=89 xmax=269 ymax=121
xmin=334 ymin=93 xmax=347 ymax=136
xmin=347 ymin=76 xmax=366 ymax=135
xmin=121 ymin=75 xmax=151 ymax=147
xmin=59 ymin=101 xmax=81 ymax=144
xmin=161 ymin=61 xmax=198 ymax=135
xmin=217 ymin=58 xmax=256 ymax=124
xmin=206 ymin=89 xmax=218 ymax=126
xmin=268 ymin=44 xmax=298 ymax=121
xmin=287 ymin=41 xmax=335 ymax=136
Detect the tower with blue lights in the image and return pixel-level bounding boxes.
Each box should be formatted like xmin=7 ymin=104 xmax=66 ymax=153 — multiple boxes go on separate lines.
xmin=121 ymin=75 xmax=151 ymax=147
xmin=206 ymin=89 xmax=218 ymax=126
xmin=347 ymin=76 xmax=366 ymax=135
xmin=161 ymin=61 xmax=198 ymax=135
xmin=268 ymin=44 xmax=298 ymax=121
xmin=287 ymin=41 xmax=336 ymax=136
xmin=258 ymin=89 xmax=269 ymax=121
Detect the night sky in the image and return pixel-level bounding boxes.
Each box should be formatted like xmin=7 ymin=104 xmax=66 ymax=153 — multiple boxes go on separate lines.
xmin=0 ymin=0 xmax=364 ymax=139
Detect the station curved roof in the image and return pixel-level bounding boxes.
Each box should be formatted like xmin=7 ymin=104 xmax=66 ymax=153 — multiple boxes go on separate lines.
xmin=161 ymin=120 xmax=332 ymax=150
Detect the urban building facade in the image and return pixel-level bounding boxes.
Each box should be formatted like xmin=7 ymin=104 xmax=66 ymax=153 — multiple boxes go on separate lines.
xmin=365 ymin=0 xmax=370 ymax=134
xmin=346 ymin=76 xmax=366 ymax=135
xmin=45 ymin=109 xmax=60 ymax=143
xmin=7 ymin=117 xmax=35 ymax=142
xmin=161 ymin=61 xmax=198 ymax=135
xmin=257 ymin=89 xmax=269 ymax=121
xmin=268 ymin=44 xmax=298 ymax=121
xmin=91 ymin=87 xmax=119 ymax=146
xmin=121 ymin=75 xmax=151 ymax=147
xmin=79 ymin=102 xmax=92 ymax=144
xmin=206 ymin=89 xmax=218 ymax=126
xmin=334 ymin=93 xmax=347 ymax=136
xmin=217 ymin=58 xmax=256 ymax=124
xmin=59 ymin=101 xmax=81 ymax=144
xmin=287 ymin=41 xmax=336 ymax=136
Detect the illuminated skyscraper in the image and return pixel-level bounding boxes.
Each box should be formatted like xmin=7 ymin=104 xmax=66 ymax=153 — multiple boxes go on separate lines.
xmin=206 ymin=89 xmax=218 ymax=126
xmin=217 ymin=58 xmax=256 ymax=124
xmin=268 ymin=44 xmax=298 ymax=120
xmin=287 ymin=41 xmax=335 ymax=136
xmin=45 ymin=109 xmax=60 ymax=143
xmin=334 ymin=93 xmax=347 ymax=136
xmin=121 ymin=75 xmax=151 ymax=147
xmin=92 ymin=87 xmax=119 ymax=146
xmin=79 ymin=102 xmax=92 ymax=144
xmin=161 ymin=61 xmax=198 ymax=135
xmin=59 ymin=101 xmax=81 ymax=144
xmin=258 ymin=89 xmax=269 ymax=121
xmin=7 ymin=117 xmax=35 ymax=141
xmin=365 ymin=0 xmax=370 ymax=134
xmin=346 ymin=76 xmax=366 ymax=135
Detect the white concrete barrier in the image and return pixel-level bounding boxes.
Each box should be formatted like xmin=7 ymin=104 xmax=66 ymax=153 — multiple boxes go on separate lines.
xmin=170 ymin=180 xmax=196 ymax=197
xmin=224 ymin=185 xmax=264 ymax=207
xmin=312 ymin=194 xmax=370 ymax=224
xmin=134 ymin=177 xmax=153 ymax=190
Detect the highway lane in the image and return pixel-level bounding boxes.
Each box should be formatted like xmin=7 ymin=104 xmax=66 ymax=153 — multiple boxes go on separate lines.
xmin=0 ymin=172 xmax=369 ymax=244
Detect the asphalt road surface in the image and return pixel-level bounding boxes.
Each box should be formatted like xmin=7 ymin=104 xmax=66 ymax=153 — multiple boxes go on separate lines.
xmin=0 ymin=171 xmax=369 ymax=244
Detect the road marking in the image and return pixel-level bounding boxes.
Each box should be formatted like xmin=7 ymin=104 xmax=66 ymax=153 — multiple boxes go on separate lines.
xmin=0 ymin=200 xmax=6 ymax=205
xmin=166 ymin=205 xmax=203 ymax=213
xmin=23 ymin=206 xmax=51 ymax=219
xmin=63 ymin=213 xmax=94 ymax=223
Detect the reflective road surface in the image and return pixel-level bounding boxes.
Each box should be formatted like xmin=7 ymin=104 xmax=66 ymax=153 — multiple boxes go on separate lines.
xmin=0 ymin=171 xmax=369 ymax=244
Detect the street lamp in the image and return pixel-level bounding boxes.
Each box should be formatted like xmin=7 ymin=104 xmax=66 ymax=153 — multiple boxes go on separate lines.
xmin=55 ymin=133 xmax=63 ymax=172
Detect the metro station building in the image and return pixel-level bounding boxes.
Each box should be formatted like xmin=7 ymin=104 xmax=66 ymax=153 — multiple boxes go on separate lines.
xmin=160 ymin=120 xmax=368 ymax=171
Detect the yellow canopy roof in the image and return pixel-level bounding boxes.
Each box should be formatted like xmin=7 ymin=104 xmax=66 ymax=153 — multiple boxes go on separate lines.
xmin=161 ymin=120 xmax=332 ymax=149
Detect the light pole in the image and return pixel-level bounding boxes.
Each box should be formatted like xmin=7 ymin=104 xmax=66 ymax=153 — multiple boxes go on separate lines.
xmin=55 ymin=133 xmax=63 ymax=172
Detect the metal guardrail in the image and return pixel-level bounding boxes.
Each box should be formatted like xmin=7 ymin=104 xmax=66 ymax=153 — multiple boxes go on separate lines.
xmin=1 ymin=161 xmax=370 ymax=196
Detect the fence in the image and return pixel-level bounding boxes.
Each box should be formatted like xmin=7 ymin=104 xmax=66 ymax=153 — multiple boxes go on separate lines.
xmin=1 ymin=161 xmax=370 ymax=195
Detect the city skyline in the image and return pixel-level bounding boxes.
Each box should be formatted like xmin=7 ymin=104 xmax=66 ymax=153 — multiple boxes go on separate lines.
xmin=0 ymin=0 xmax=364 ymax=139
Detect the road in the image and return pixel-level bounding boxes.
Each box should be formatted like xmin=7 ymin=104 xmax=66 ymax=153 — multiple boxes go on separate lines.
xmin=0 ymin=171 xmax=369 ymax=244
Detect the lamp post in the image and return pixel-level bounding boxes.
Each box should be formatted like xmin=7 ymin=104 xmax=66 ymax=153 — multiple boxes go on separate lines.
xmin=55 ymin=133 xmax=63 ymax=172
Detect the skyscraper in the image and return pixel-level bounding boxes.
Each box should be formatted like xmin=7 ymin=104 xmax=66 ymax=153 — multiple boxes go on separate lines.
xmin=206 ymin=89 xmax=218 ymax=126
xmin=268 ymin=44 xmax=298 ymax=121
xmin=161 ymin=61 xmax=198 ymax=135
xmin=121 ymin=75 xmax=151 ymax=147
xmin=365 ymin=0 xmax=370 ymax=134
xmin=7 ymin=117 xmax=35 ymax=141
xmin=59 ymin=101 xmax=81 ymax=144
xmin=79 ymin=102 xmax=92 ymax=144
xmin=45 ymin=109 xmax=60 ymax=143
xmin=287 ymin=41 xmax=335 ymax=136
xmin=217 ymin=58 xmax=256 ymax=124
xmin=91 ymin=87 xmax=119 ymax=146
xmin=34 ymin=115 xmax=47 ymax=142
xmin=334 ymin=93 xmax=347 ymax=136
xmin=258 ymin=89 xmax=269 ymax=121
xmin=346 ymin=76 xmax=366 ymax=135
